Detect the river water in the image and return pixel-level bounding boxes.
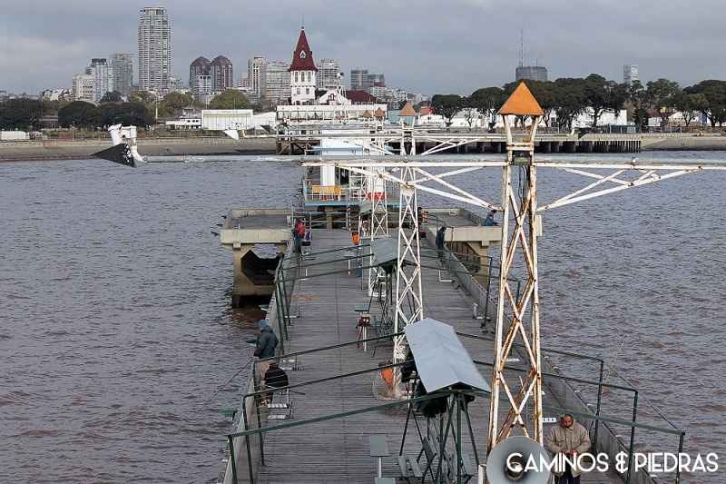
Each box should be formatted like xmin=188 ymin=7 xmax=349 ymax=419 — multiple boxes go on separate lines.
xmin=1 ymin=153 xmax=724 ymax=483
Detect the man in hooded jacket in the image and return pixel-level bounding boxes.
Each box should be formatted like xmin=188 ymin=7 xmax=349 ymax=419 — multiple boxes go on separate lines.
xmin=545 ymin=414 xmax=592 ymax=483
xmin=254 ymin=320 xmax=278 ymax=394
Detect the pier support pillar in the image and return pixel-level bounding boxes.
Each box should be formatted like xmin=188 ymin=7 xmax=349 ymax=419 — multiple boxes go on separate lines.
xmin=232 ymin=244 xmax=287 ymax=307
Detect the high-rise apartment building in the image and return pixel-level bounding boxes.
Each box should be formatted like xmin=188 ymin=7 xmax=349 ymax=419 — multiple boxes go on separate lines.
xmin=138 ymin=7 xmax=172 ymax=93
xmin=350 ymin=69 xmax=368 ymax=90
xmin=350 ymin=69 xmax=385 ymax=91
xmin=317 ymin=58 xmax=341 ymax=90
xmin=111 ymin=53 xmax=133 ymax=97
xmin=210 ymin=56 xmax=234 ymax=92
xmin=90 ymin=58 xmax=113 ymax=102
xmin=189 ymin=57 xmax=211 ymax=89
xmin=248 ymin=56 xmax=267 ymax=100
xmin=192 ymin=75 xmax=213 ymax=104
xmin=623 ymin=64 xmax=639 ymax=85
xmin=266 ymin=61 xmax=291 ymax=104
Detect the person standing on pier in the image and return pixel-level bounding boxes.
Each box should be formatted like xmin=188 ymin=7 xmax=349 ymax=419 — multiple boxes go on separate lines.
xmin=254 ymin=319 xmax=279 ymax=390
xmin=293 ymin=218 xmax=305 ymax=254
xmin=435 ymin=226 xmax=447 ymax=262
xmin=545 ymin=413 xmax=592 ymax=484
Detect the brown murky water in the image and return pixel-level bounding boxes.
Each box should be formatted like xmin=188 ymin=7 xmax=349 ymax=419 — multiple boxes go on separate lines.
xmin=1 ymin=153 xmax=724 ymax=482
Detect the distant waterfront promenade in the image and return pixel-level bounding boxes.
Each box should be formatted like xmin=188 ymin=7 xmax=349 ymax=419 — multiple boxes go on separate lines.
xmin=0 ymin=136 xmax=277 ymax=161
xmin=1 ymin=133 xmax=726 ymax=161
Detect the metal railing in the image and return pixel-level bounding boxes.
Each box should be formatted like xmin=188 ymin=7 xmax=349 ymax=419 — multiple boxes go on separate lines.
xmin=223 ymin=226 xmax=685 ymax=484
xmin=423 ymin=228 xmax=686 ymax=484
xmin=225 ymin=331 xmax=686 ymax=484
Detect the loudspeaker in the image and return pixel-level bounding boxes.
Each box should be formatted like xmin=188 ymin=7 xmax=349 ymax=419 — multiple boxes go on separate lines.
xmin=485 ymin=436 xmax=551 ymax=484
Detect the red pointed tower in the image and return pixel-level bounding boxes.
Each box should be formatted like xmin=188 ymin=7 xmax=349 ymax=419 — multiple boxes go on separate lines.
xmin=289 ymin=27 xmax=318 ymax=105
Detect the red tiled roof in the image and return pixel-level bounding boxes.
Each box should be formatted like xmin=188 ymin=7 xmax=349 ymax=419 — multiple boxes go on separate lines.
xmin=346 ymin=90 xmax=378 ymax=104
xmin=289 ymin=28 xmax=318 ymax=72
xmin=420 ymin=106 xmax=433 ymax=116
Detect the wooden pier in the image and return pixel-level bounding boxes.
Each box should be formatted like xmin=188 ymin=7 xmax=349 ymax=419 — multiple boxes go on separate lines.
xmin=227 ymin=228 xmax=625 ymax=484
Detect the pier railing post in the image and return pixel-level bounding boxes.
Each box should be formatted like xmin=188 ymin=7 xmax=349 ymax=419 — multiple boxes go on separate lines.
xmin=626 ymin=390 xmax=638 ymax=483
xmin=594 ymin=359 xmax=604 ymax=452
xmin=241 ymin=398 xmax=254 ymax=484
xmin=228 ymin=435 xmax=239 ymax=484
xmin=675 ymin=431 xmax=685 ymax=484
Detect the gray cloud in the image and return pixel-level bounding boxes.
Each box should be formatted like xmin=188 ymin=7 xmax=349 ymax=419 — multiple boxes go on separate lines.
xmin=2 ymin=0 xmax=725 ymax=94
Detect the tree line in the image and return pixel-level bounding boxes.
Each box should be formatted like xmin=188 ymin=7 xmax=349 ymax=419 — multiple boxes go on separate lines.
xmin=430 ymin=75 xmax=726 ymax=130
xmin=0 ymin=89 xmax=250 ymax=131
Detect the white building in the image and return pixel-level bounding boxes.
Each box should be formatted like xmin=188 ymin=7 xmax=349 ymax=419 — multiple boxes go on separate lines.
xmin=72 ymin=73 xmax=95 ymax=102
xmin=265 ymin=61 xmax=291 ymax=104
xmin=248 ymin=56 xmax=267 ymax=101
xmin=369 ymin=86 xmax=408 ymax=107
xmin=192 ymin=75 xmax=213 ymax=105
xmin=568 ymin=108 xmax=629 ymax=128
xmin=138 ymin=7 xmax=172 ymax=93
xmin=201 ymin=109 xmax=254 ymax=130
xmin=42 ymin=88 xmax=72 ymax=102
xmin=165 ymin=117 xmax=202 ymax=130
xmin=90 ymin=58 xmax=113 ymax=102
xmin=288 ymin=28 xmax=317 ymax=105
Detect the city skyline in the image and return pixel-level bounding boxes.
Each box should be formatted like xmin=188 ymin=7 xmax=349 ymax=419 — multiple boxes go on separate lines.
xmin=2 ymin=0 xmax=726 ymax=95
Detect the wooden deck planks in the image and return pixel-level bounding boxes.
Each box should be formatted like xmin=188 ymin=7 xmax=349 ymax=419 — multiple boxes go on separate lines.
xmin=251 ymin=229 xmax=620 ymax=484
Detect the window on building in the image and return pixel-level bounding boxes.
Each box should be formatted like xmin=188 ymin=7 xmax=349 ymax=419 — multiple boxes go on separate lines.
xmin=306 ymin=88 xmax=309 ymax=95
xmin=295 ymin=72 xmax=299 ymax=83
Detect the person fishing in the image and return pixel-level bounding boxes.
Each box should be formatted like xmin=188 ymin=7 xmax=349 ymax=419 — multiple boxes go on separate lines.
xmin=483 ymin=209 xmax=498 ymax=226
xmin=253 ymin=319 xmax=278 ymax=392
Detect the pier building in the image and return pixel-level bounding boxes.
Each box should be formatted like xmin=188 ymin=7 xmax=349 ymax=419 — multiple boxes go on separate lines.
xmin=289 ymin=28 xmax=317 ymax=105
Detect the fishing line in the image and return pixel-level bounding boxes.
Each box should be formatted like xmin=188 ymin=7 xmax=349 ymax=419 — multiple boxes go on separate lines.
xmin=199 ymin=355 xmax=255 ymax=407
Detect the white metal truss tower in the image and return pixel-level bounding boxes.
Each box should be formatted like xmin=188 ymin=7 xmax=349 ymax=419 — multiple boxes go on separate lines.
xmin=392 ymin=166 xmax=423 ymax=363
xmin=487 ymin=111 xmax=545 ymax=450
xmin=365 ymin=169 xmax=390 ymax=297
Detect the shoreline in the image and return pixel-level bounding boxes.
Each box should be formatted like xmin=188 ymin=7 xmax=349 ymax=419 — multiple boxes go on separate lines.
xmin=3 ymin=135 xmax=726 ymax=162
xmin=0 ymin=137 xmax=278 ymax=162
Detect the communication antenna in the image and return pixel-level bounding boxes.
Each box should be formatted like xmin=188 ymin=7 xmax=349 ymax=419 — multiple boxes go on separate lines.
xmin=519 ymin=29 xmax=524 ymax=67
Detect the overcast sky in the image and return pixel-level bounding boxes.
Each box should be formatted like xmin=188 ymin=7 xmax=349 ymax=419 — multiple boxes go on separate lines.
xmin=2 ymin=0 xmax=726 ymax=95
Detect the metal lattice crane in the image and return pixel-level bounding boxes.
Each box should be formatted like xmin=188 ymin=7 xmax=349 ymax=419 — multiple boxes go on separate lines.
xmin=303 ymin=83 xmax=726 ymax=463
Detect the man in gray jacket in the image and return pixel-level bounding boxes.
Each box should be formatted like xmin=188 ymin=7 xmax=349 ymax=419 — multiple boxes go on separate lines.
xmin=254 ymin=320 xmax=278 ymax=395
xmin=254 ymin=319 xmax=278 ymax=359
xmin=545 ymin=414 xmax=591 ymax=484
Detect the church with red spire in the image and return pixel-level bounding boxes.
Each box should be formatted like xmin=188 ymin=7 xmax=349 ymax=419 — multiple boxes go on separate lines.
xmin=289 ymin=27 xmax=318 ymax=105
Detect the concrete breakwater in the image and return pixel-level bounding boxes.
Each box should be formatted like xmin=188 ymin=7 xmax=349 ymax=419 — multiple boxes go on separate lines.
xmin=0 ymin=137 xmax=277 ymax=162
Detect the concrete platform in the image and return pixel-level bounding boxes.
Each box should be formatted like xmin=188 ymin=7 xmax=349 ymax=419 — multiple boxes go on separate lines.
xmin=221 ymin=209 xmax=291 ymax=248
